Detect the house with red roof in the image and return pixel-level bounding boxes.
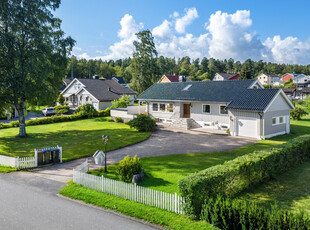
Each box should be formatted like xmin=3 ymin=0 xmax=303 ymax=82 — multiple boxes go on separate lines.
xmin=281 ymin=73 xmax=299 ymax=82
xmin=158 ymin=74 xmax=188 ymax=83
xmin=213 ymin=73 xmax=240 ymax=81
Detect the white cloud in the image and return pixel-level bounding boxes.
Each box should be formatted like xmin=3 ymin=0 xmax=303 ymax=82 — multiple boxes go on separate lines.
xmin=152 ymin=20 xmax=172 ymax=41
xmin=264 ymin=36 xmax=310 ymax=64
xmin=207 ymin=10 xmax=263 ymax=61
xmin=76 ymin=8 xmax=310 ymax=64
xmin=175 ymin=8 xmax=198 ymax=33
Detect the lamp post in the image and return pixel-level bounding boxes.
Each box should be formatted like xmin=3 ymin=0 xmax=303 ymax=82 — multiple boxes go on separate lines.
xmin=102 ymin=135 xmax=109 ymax=172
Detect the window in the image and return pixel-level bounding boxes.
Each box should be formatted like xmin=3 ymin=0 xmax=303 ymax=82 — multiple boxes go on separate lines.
xmin=152 ymin=103 xmax=158 ymax=112
xmin=86 ymin=97 xmax=89 ymax=102
xmin=220 ymin=105 xmax=228 ymax=115
xmin=167 ymin=104 xmax=174 ymax=113
xmin=160 ymin=104 xmax=166 ymax=112
xmin=272 ymin=116 xmax=285 ymax=125
xmin=182 ymin=84 xmax=192 ymax=91
xmin=279 ymin=116 xmax=284 ymax=124
xmin=202 ymin=104 xmax=210 ymax=113
xmin=272 ymin=117 xmax=277 ymax=125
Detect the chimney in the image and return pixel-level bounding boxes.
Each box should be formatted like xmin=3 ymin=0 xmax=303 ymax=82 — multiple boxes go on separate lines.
xmin=93 ymin=75 xmax=99 ymax=79
xmin=108 ymin=87 xmax=111 ymax=91
xmin=179 ymin=76 xmax=184 ymax=82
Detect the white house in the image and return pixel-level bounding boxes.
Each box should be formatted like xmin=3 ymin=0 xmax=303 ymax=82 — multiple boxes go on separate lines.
xmin=137 ymin=80 xmax=294 ymax=139
xmin=61 ymin=77 xmax=136 ymax=111
xmin=257 ymin=73 xmax=280 ymax=85
xmin=213 ymin=73 xmax=240 ymax=81
xmin=293 ymin=74 xmax=310 ymax=84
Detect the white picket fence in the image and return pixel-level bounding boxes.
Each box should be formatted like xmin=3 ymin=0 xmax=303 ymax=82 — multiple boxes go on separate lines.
xmin=17 ymin=156 xmax=36 ymax=169
xmin=73 ymin=161 xmax=184 ymax=214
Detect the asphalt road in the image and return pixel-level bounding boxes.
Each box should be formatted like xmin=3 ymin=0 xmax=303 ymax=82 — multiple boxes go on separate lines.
xmin=0 ymin=172 xmax=159 ymax=230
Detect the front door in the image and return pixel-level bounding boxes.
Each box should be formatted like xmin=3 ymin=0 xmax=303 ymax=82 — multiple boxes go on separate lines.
xmin=183 ymin=104 xmax=190 ymax=118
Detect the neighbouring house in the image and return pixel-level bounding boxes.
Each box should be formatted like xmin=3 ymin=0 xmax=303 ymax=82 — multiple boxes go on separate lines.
xmin=213 ymin=73 xmax=241 ymax=81
xmin=158 ymin=74 xmax=189 ymax=83
xmin=61 ymin=77 xmax=136 ymax=111
xmin=281 ymin=73 xmax=299 ymax=82
xmin=102 ymin=76 xmax=129 ymax=88
xmin=283 ymin=88 xmax=297 ymax=99
xmin=293 ymin=74 xmax=310 ymax=85
xmin=257 ymin=73 xmax=280 ymax=85
xmin=137 ymin=79 xmax=294 ymax=139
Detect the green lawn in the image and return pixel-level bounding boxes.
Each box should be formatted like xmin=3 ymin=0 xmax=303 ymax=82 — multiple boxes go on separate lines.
xmin=60 ymin=182 xmax=217 ymax=230
xmin=238 ymin=161 xmax=310 ymax=215
xmin=0 ymin=165 xmax=18 ymax=173
xmin=0 ymin=117 xmax=150 ymax=161
xmin=90 ymin=118 xmax=310 ymax=193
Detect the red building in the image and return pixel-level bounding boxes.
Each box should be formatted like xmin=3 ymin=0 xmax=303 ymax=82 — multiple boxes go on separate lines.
xmin=281 ymin=73 xmax=298 ymax=82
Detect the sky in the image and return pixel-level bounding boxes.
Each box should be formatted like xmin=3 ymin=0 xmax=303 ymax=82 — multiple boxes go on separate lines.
xmin=54 ymin=0 xmax=310 ymax=64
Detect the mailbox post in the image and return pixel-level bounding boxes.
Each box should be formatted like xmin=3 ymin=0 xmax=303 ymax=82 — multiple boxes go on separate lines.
xmin=102 ymin=135 xmax=109 ymax=172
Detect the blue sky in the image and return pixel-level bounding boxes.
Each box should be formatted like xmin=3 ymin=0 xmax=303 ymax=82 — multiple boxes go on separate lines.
xmin=55 ymin=0 xmax=310 ymax=64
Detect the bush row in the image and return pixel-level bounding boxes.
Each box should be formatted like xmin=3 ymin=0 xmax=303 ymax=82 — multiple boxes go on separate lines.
xmin=0 ymin=107 xmax=111 ymax=129
xmin=201 ymin=196 xmax=310 ymax=230
xmin=54 ymin=105 xmax=70 ymax=115
xmin=179 ymin=135 xmax=310 ymax=217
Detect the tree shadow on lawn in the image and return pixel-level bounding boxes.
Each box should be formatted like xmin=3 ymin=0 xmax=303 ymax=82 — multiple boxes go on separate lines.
xmin=139 ymin=173 xmax=173 ymax=188
xmin=239 ymin=161 xmax=310 ymax=215
xmin=0 ymin=128 xmax=149 ymax=161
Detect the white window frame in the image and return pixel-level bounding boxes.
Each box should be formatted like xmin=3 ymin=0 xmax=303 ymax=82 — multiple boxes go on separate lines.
xmin=219 ymin=105 xmax=228 ymax=115
xmin=272 ymin=116 xmax=285 ymax=126
xmin=202 ymin=104 xmax=211 ymax=114
xmin=152 ymin=102 xmax=174 ymax=113
xmin=152 ymin=103 xmax=159 ymax=112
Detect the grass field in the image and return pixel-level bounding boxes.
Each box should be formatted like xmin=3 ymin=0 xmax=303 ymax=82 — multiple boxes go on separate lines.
xmin=60 ymin=182 xmax=217 ymax=230
xmin=90 ymin=118 xmax=310 ymax=193
xmin=0 ymin=117 xmax=150 ymax=161
xmin=238 ymin=161 xmax=310 ymax=215
xmin=0 ymin=165 xmax=18 ymax=173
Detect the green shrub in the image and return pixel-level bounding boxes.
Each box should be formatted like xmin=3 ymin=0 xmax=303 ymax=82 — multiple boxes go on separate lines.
xmin=117 ymin=155 xmax=143 ymax=183
xmin=111 ymin=95 xmax=132 ymax=108
xmin=179 ymin=135 xmax=310 ymax=217
xmin=201 ymin=196 xmax=310 ymax=230
xmin=10 ymin=121 xmax=20 ymax=127
xmin=54 ymin=105 xmax=70 ymax=115
xmin=115 ymin=117 xmax=123 ymax=123
xmin=98 ymin=107 xmax=111 ymax=117
xmin=75 ymin=104 xmax=98 ymax=118
xmin=127 ymin=114 xmax=156 ymax=132
xmin=291 ymin=107 xmax=308 ymax=120
xmin=57 ymin=94 xmax=65 ymax=105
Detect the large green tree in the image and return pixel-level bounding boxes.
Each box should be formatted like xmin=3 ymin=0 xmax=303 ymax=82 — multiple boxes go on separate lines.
xmin=0 ymin=0 xmax=75 ymax=137
xmin=129 ymin=30 xmax=160 ymax=93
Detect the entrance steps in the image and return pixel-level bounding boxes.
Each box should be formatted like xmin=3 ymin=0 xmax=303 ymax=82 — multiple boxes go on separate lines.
xmin=171 ymin=118 xmax=201 ymax=130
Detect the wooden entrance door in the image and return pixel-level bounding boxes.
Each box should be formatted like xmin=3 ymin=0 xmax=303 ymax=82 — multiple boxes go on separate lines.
xmin=183 ymin=104 xmax=190 ymax=118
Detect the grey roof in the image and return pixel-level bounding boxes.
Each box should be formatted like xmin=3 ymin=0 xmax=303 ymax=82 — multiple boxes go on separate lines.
xmin=103 ymin=76 xmax=126 ymax=84
xmin=138 ymin=80 xmax=281 ymax=112
xmin=225 ymin=89 xmax=280 ymax=111
xmin=77 ymin=78 xmax=136 ymax=102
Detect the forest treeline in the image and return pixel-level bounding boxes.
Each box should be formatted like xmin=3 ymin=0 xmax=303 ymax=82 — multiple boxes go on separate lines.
xmin=66 ymin=56 xmax=310 ymax=84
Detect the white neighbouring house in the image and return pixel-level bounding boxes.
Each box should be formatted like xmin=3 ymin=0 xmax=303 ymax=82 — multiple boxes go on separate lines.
xmin=137 ymin=79 xmax=294 ymax=139
xmin=61 ymin=77 xmax=136 ymax=111
xmin=257 ymin=73 xmax=281 ymax=86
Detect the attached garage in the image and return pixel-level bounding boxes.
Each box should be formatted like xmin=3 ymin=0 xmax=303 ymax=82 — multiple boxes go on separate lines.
xmin=236 ymin=117 xmax=258 ymax=139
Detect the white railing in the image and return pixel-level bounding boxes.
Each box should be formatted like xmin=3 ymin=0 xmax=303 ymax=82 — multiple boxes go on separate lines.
xmin=17 ymin=156 xmax=36 ymax=169
xmin=73 ymin=163 xmax=184 ymax=214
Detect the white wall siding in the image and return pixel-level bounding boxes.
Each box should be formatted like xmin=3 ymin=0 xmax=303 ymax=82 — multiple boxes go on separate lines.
xmin=265 ymin=94 xmax=291 ymax=112
xmin=263 ymin=110 xmax=290 ymax=136
xmin=99 ymin=102 xmax=112 ymax=110
xmin=148 ymin=101 xmax=181 ymax=120
xmin=190 ymin=102 xmax=230 ymax=125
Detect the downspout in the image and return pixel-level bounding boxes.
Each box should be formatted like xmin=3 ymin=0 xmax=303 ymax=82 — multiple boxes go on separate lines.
xmin=258 ymin=112 xmax=264 ymax=139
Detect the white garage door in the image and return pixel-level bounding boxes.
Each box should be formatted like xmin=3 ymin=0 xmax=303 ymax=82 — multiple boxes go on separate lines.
xmin=237 ymin=118 xmax=257 ymax=138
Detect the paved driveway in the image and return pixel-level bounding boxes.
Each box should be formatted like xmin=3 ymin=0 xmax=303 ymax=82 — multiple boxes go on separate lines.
xmin=0 ymin=173 xmax=159 ymax=230
xmin=28 ymin=125 xmax=256 ymax=183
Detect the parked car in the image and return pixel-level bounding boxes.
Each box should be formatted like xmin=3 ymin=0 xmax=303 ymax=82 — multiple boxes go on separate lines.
xmin=41 ymin=107 xmax=56 ymax=117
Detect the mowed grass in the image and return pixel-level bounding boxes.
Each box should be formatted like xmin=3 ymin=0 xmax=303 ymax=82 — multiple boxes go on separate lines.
xmin=60 ymin=182 xmax=217 ymax=230
xmin=90 ymin=118 xmax=310 ymax=193
xmin=238 ymin=161 xmax=310 ymax=215
xmin=0 ymin=117 xmax=150 ymax=161
xmin=0 ymin=165 xmax=18 ymax=173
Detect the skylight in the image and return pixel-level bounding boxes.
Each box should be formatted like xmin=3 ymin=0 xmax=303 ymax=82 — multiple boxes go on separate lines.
xmin=182 ymin=84 xmax=192 ymax=91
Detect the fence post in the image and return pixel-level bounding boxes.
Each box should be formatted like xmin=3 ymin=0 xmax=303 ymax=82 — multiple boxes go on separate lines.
xmin=16 ymin=157 xmax=19 ymax=169
xmin=135 ymin=183 xmax=137 ymax=201
xmin=34 ymin=149 xmax=38 ymax=167
xmin=175 ymin=193 xmax=177 ymax=213
xmin=101 ymin=175 xmax=104 ymax=192
xmin=59 ymin=146 xmax=63 ymax=163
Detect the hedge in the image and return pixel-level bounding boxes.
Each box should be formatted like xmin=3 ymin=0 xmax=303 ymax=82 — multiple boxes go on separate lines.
xmin=201 ymin=196 xmax=310 ymax=230
xmin=54 ymin=105 xmax=70 ymax=115
xmin=0 ymin=107 xmax=111 ymax=129
xmin=179 ymin=135 xmax=310 ymax=217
